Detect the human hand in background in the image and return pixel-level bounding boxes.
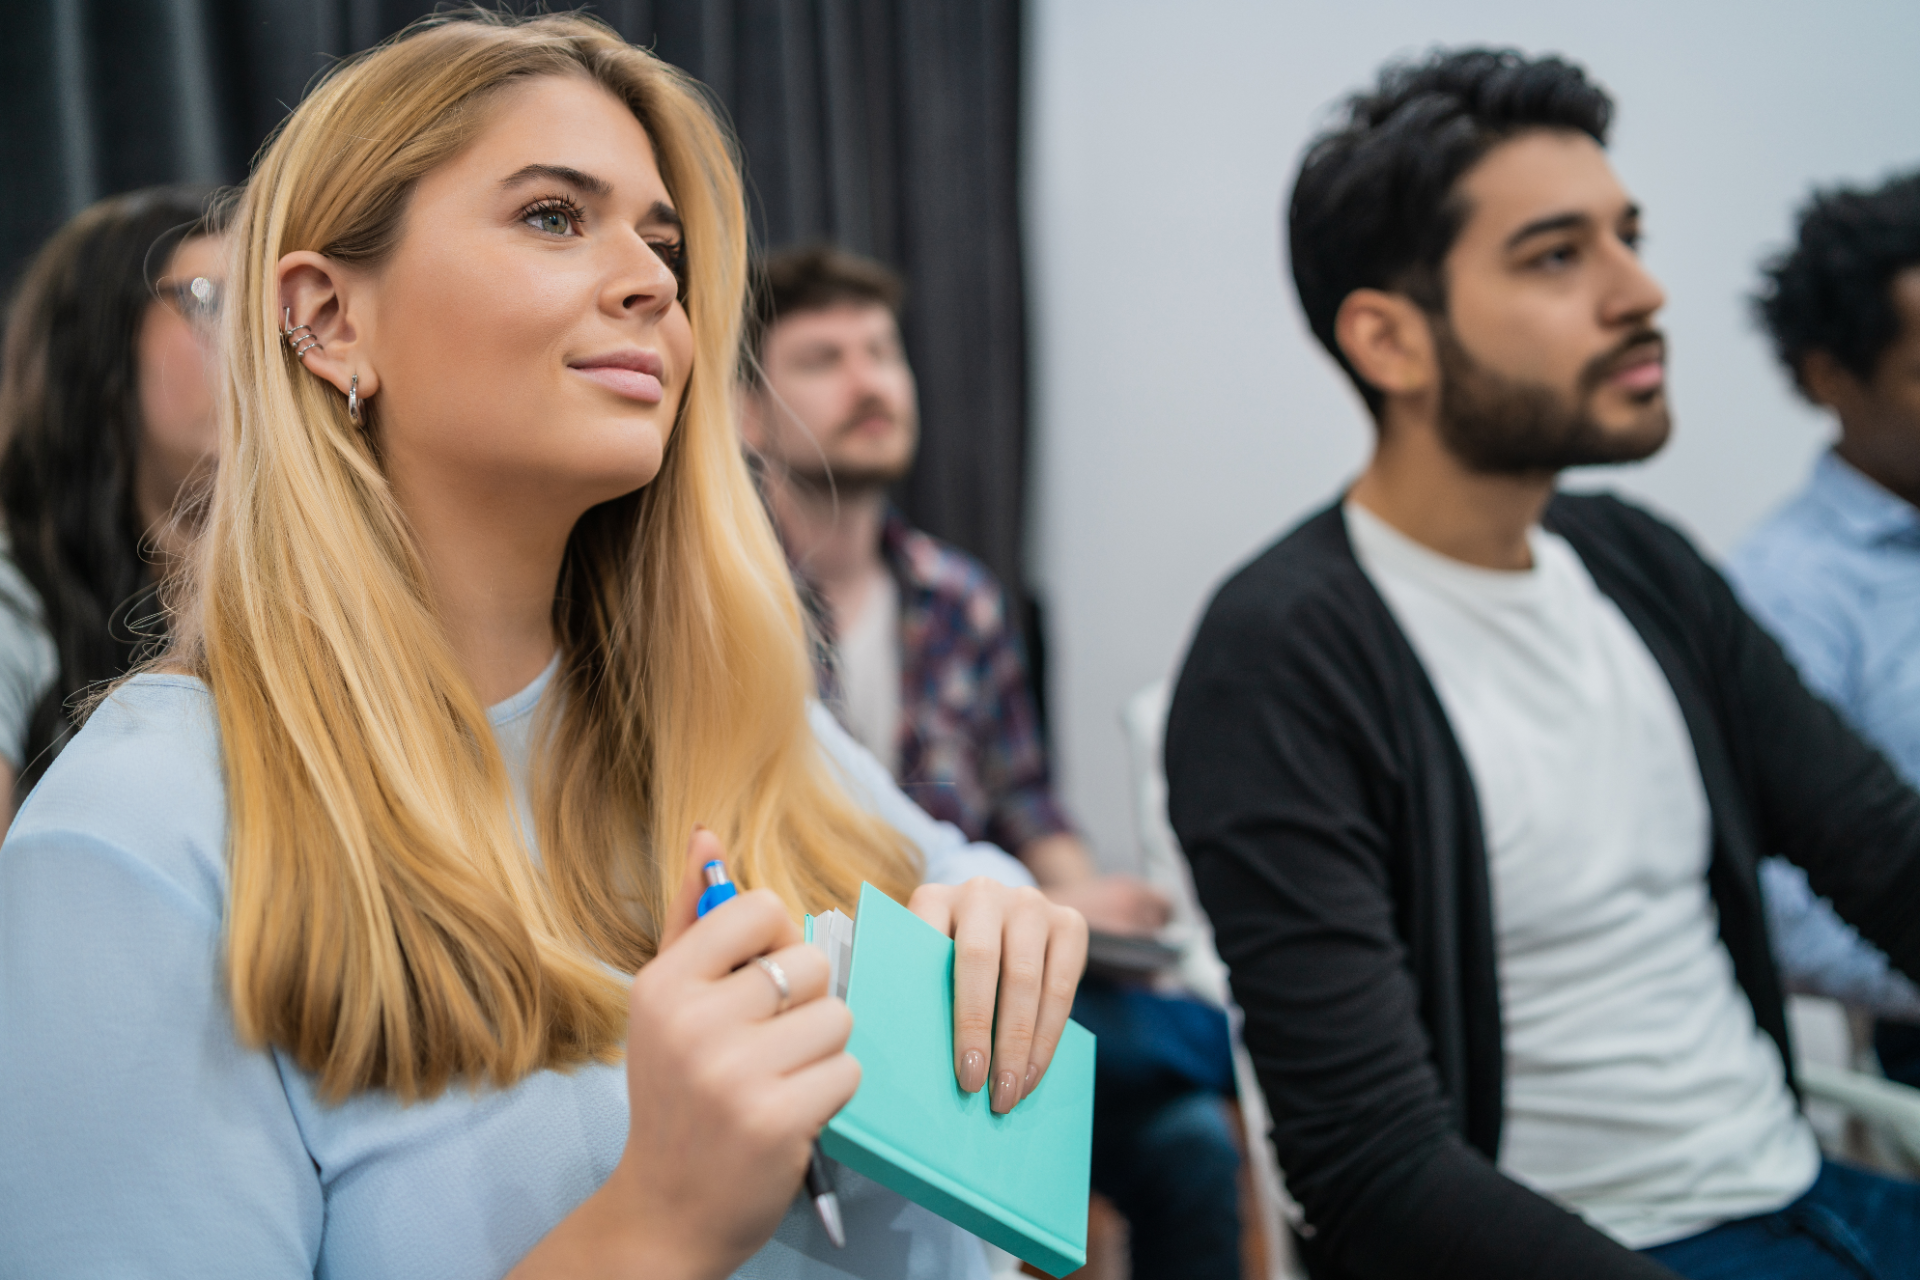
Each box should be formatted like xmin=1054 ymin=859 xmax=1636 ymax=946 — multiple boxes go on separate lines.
xmin=1016 ymin=832 xmax=1171 ymax=937
xmin=1042 ymin=873 xmax=1171 ymax=937
xmin=510 ymin=830 xmax=857 ymax=1280
xmin=909 ymin=877 xmax=1088 ymax=1115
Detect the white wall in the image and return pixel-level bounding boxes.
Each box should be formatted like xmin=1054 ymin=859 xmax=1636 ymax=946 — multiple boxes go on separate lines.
xmin=1025 ymin=0 xmax=1920 ymax=867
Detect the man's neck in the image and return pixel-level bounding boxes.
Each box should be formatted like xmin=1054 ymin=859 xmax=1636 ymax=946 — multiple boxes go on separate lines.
xmin=1834 ymin=429 xmax=1920 ymax=513
xmin=1347 ymin=416 xmax=1556 ymax=571
xmin=764 ymin=474 xmax=891 ymax=635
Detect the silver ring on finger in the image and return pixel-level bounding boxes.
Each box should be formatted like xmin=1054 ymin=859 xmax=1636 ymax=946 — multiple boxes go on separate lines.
xmin=755 ymin=956 xmax=792 ymax=1015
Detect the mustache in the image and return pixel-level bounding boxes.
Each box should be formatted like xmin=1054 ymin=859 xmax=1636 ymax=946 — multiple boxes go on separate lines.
xmin=1580 ymin=328 xmax=1666 ymax=393
xmin=832 ymin=396 xmax=899 ymax=437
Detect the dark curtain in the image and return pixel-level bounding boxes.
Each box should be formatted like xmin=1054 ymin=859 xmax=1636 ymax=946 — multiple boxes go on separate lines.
xmin=0 ymin=0 xmax=1030 ymax=597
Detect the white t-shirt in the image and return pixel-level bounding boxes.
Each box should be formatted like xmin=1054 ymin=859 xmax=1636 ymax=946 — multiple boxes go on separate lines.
xmin=1344 ymin=501 xmax=1819 ymax=1249
xmin=835 ymin=569 xmax=902 ymax=776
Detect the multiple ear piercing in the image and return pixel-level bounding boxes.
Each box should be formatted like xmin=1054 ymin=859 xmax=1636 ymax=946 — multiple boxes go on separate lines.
xmin=281 ymin=306 xmax=367 ymax=429
xmin=281 ymin=307 xmax=322 ymax=359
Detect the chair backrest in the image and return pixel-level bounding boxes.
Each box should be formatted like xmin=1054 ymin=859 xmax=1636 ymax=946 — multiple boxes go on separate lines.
xmin=1120 ymin=680 xmax=1234 ymax=1007
xmin=1120 ymin=680 xmax=1305 ymax=1278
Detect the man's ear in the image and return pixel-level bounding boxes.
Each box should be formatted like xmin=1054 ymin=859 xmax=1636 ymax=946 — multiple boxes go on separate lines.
xmin=1798 ymin=349 xmax=1860 ymax=413
xmin=735 ymin=382 xmax=768 ymax=451
xmin=1334 ymin=288 xmax=1438 ymax=403
xmin=277 ymin=251 xmax=380 ymax=401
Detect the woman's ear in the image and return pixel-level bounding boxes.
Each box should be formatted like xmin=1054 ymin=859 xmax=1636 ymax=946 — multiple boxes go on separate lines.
xmin=277 ymin=251 xmax=381 ymax=400
xmin=1334 ymin=288 xmax=1437 ymax=405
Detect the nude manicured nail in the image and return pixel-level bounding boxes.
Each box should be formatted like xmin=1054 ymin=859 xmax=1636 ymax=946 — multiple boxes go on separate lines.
xmin=1023 ymin=1062 xmax=1040 ymax=1100
xmin=992 ymin=1069 xmax=1018 ymax=1113
xmin=960 ymin=1049 xmax=987 ymax=1093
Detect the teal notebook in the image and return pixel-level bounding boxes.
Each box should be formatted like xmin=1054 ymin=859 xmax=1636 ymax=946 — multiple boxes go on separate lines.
xmin=805 ymin=883 xmax=1094 ymax=1277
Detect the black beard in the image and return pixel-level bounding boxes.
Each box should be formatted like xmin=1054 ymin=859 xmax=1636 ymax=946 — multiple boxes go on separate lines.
xmin=1432 ymin=321 xmax=1671 ymax=475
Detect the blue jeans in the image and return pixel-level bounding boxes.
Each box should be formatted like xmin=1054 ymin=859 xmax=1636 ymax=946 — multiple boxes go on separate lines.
xmin=1642 ymin=1160 xmax=1920 ymax=1279
xmin=1071 ymin=979 xmax=1242 ymax=1280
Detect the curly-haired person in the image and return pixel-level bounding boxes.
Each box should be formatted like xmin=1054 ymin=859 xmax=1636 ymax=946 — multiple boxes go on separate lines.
xmin=1729 ymin=170 xmax=1920 ymax=1095
xmin=1167 ymin=49 xmax=1920 ymax=1280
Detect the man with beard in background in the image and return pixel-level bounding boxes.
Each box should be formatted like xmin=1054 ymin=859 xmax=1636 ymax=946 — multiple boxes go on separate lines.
xmin=1166 ymin=48 xmax=1920 ymax=1280
xmin=743 ymin=246 xmax=1244 ymax=1280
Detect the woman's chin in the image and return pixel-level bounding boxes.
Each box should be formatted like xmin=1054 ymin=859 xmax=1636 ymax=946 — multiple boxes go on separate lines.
xmin=565 ymin=455 xmax=670 ymax=509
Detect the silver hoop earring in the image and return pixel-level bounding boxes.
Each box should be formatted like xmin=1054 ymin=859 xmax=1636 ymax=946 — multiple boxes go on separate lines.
xmin=347 ymin=375 xmax=363 ymax=428
xmin=280 ymin=307 xmax=322 ymax=360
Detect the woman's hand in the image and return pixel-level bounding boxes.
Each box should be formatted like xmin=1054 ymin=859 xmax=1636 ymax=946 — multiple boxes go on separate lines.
xmin=909 ymin=877 xmax=1089 ymax=1114
xmin=510 ymin=831 xmax=858 ymax=1280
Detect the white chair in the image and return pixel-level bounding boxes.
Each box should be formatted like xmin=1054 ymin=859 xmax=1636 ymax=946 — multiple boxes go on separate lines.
xmin=1801 ymin=1059 xmax=1920 ymax=1168
xmin=1788 ymin=994 xmax=1920 ymax=1172
xmin=1120 ymin=681 xmax=1305 ymax=1280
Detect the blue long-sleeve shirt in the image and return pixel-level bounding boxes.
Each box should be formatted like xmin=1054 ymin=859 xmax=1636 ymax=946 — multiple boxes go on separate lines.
xmin=1726 ymin=450 xmax=1920 ymax=1023
xmin=0 ymin=664 xmax=1032 ymax=1279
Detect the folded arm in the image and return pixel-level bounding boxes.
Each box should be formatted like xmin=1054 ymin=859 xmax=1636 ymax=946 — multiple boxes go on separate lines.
xmin=1699 ymin=546 xmax=1920 ymax=983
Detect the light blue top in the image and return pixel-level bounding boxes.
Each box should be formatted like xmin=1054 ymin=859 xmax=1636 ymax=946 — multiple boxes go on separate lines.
xmin=1726 ymin=450 xmax=1920 ymax=1022
xmin=0 ymin=662 xmax=1032 ymax=1279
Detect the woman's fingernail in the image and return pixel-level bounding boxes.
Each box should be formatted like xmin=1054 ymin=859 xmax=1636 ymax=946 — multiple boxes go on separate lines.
xmin=1023 ymin=1062 xmax=1040 ymax=1099
xmin=960 ymin=1049 xmax=986 ymax=1093
xmin=992 ymin=1069 xmax=1018 ymax=1113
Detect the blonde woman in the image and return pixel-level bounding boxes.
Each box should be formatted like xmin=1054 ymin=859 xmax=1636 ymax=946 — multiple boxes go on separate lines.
xmin=0 ymin=13 xmax=1085 ymax=1280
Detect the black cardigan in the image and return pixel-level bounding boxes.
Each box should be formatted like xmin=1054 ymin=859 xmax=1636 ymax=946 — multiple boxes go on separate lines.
xmin=1165 ymin=493 xmax=1920 ymax=1280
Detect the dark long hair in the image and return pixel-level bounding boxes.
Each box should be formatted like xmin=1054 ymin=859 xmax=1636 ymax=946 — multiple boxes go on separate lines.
xmin=0 ymin=185 xmax=227 ymax=790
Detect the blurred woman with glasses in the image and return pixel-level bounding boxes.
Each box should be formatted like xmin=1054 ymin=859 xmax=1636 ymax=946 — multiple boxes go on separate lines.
xmin=0 ymin=13 xmax=1083 ymax=1279
xmin=0 ymin=185 xmax=229 ymax=799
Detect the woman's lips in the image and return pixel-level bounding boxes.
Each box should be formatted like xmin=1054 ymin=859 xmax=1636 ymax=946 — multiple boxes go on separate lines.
xmin=570 ymin=349 xmax=666 ymax=404
xmin=572 ymin=364 xmax=665 ymax=403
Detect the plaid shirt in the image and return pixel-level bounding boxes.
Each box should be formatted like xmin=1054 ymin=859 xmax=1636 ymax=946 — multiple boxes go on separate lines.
xmin=810 ymin=511 xmax=1074 ymax=852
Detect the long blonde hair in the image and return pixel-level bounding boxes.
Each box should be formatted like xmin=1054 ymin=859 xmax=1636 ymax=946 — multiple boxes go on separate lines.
xmin=180 ymin=10 xmax=920 ymax=1103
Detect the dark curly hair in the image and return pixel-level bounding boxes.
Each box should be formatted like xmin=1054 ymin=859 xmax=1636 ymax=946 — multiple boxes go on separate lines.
xmin=1289 ymin=48 xmax=1614 ymax=417
xmin=1755 ymin=170 xmax=1920 ymax=396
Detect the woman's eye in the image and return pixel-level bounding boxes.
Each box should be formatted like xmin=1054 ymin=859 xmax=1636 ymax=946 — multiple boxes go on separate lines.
xmin=649 ymin=239 xmax=688 ymax=298
xmin=522 ymin=201 xmax=583 ymax=237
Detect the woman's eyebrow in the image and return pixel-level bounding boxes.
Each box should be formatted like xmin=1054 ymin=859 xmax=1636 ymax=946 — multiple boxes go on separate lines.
xmin=500 ymin=165 xmax=680 ymax=229
xmin=499 ymin=163 xmax=612 ymax=197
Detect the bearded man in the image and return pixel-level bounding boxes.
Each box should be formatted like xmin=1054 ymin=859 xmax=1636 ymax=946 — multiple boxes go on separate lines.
xmin=742 ymin=246 xmax=1244 ymax=1280
xmin=1165 ymin=49 xmax=1920 ymax=1280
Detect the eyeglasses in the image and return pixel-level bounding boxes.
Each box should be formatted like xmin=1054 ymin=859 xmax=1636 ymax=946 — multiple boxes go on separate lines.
xmin=155 ymin=275 xmax=223 ymax=330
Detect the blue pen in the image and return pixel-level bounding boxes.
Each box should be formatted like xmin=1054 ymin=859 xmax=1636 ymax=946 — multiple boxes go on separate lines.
xmin=696 ymin=860 xmax=738 ymax=917
xmin=696 ymin=859 xmax=846 ymax=1248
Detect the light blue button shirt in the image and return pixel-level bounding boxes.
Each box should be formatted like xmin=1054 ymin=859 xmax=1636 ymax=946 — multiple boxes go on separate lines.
xmin=0 ymin=665 xmax=1032 ymax=1279
xmin=1726 ymin=450 xmax=1920 ymax=1021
